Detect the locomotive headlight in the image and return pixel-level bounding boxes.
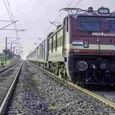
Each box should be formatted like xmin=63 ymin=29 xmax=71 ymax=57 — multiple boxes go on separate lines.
xmin=83 ymin=41 xmax=89 ymax=48
xmin=91 ymin=64 xmax=96 ymax=69
xmin=98 ymin=7 xmax=110 ymax=14
xmin=76 ymin=61 xmax=88 ymax=71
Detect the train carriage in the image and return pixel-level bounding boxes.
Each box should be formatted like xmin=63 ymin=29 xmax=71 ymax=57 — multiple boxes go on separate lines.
xmin=27 ymin=49 xmax=37 ymax=61
xmin=47 ymin=25 xmax=66 ymax=75
xmin=48 ymin=26 xmax=64 ymax=62
xmin=36 ymin=40 xmax=48 ymax=68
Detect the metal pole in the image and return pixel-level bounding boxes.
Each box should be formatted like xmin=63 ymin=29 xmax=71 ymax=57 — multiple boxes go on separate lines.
xmin=10 ymin=43 xmax=13 ymax=64
xmin=12 ymin=47 xmax=15 ymax=63
xmin=10 ymin=43 xmax=12 ymax=52
xmin=5 ymin=37 xmax=7 ymax=64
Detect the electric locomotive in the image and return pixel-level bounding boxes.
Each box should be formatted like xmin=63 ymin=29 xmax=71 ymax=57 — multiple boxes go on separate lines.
xmin=27 ymin=7 xmax=115 ymax=85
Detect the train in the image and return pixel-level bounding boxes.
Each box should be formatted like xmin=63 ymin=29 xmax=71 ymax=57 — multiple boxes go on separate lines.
xmin=27 ymin=7 xmax=115 ymax=85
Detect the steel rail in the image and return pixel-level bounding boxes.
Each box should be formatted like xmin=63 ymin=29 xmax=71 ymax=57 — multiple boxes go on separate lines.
xmin=0 ymin=63 xmax=21 ymax=73
xmin=0 ymin=62 xmax=21 ymax=73
xmin=0 ymin=62 xmax=23 ymax=115
xmin=0 ymin=65 xmax=15 ymax=73
xmin=30 ymin=61 xmax=115 ymax=110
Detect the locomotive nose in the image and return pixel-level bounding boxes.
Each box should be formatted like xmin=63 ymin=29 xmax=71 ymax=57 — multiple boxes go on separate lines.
xmin=76 ymin=61 xmax=88 ymax=71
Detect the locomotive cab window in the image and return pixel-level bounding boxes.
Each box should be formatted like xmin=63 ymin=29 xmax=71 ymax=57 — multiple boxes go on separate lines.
xmin=78 ymin=17 xmax=101 ymax=32
xmin=107 ymin=19 xmax=115 ymax=33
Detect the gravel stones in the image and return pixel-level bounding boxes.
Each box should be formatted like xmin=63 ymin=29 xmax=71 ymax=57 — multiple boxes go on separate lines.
xmin=9 ymin=62 xmax=115 ymax=115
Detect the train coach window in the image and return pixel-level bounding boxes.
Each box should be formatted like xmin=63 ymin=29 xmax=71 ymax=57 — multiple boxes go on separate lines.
xmin=78 ymin=17 xmax=101 ymax=32
xmin=49 ymin=39 xmax=51 ymax=50
xmin=49 ymin=38 xmax=53 ymax=52
xmin=50 ymin=37 xmax=53 ymax=52
xmin=107 ymin=20 xmax=115 ymax=33
xmin=57 ymin=29 xmax=63 ymax=47
xmin=55 ymin=34 xmax=57 ymax=51
xmin=57 ymin=37 xmax=62 ymax=47
xmin=57 ymin=37 xmax=59 ymax=47
xmin=53 ymin=35 xmax=56 ymax=50
xmin=51 ymin=37 xmax=53 ymax=52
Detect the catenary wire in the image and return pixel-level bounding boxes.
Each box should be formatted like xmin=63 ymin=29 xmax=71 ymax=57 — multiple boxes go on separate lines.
xmin=3 ymin=0 xmax=19 ymax=37
xmin=6 ymin=0 xmax=19 ymax=37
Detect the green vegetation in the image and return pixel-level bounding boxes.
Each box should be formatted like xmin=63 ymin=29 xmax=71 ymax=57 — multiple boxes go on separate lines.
xmin=0 ymin=53 xmax=12 ymax=67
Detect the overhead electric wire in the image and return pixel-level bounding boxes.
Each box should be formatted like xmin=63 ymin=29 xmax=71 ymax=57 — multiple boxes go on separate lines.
xmin=0 ymin=21 xmax=17 ymax=30
xmin=67 ymin=0 xmax=75 ymax=7
xmin=73 ymin=0 xmax=82 ymax=8
xmin=0 ymin=20 xmax=13 ymax=22
xmin=3 ymin=0 xmax=19 ymax=37
xmin=6 ymin=0 xmax=15 ymax=20
xmin=3 ymin=0 xmax=13 ymax=21
xmin=47 ymin=0 xmax=83 ymax=35
xmin=51 ymin=0 xmax=75 ymax=26
xmin=6 ymin=0 xmax=19 ymax=37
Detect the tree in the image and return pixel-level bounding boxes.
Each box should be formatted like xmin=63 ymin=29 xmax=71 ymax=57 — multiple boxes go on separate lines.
xmin=3 ymin=49 xmax=14 ymax=59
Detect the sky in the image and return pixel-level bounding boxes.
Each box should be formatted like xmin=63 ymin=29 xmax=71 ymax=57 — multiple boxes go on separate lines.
xmin=0 ymin=0 xmax=114 ymax=59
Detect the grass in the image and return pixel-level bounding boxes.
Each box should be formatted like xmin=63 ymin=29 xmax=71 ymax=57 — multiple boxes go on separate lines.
xmin=0 ymin=59 xmax=12 ymax=67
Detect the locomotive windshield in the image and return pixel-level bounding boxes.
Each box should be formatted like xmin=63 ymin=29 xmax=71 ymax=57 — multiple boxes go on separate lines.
xmin=78 ymin=17 xmax=101 ymax=32
xmin=107 ymin=20 xmax=115 ymax=33
xmin=78 ymin=16 xmax=115 ymax=33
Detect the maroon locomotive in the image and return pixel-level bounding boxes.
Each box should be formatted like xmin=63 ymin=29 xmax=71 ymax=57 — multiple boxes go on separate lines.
xmin=27 ymin=7 xmax=115 ymax=85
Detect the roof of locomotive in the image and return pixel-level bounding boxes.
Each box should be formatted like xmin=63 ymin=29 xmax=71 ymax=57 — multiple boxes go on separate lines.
xmin=47 ymin=7 xmax=115 ymax=40
xmin=60 ymin=7 xmax=115 ymax=17
xmin=67 ymin=8 xmax=115 ymax=19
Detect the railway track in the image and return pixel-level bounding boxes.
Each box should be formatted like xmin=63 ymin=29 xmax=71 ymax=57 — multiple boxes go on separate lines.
xmin=0 ymin=62 xmax=23 ymax=115
xmin=29 ymin=61 xmax=115 ymax=112
xmin=3 ymin=61 xmax=114 ymax=115
xmin=0 ymin=63 xmax=18 ymax=73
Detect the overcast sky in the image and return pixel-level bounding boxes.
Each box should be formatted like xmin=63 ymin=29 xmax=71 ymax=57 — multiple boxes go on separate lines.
xmin=0 ymin=0 xmax=114 ymax=59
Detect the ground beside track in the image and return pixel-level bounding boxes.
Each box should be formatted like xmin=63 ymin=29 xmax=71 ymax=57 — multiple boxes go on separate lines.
xmin=9 ymin=61 xmax=115 ymax=115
